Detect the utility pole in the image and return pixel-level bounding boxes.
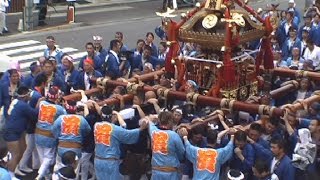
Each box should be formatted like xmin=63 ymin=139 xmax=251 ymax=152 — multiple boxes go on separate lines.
xmin=23 ymin=0 xmax=34 ymax=31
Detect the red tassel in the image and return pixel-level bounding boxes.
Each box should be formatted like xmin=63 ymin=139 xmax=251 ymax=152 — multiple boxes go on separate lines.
xmin=263 ymin=38 xmax=274 ymax=69
xmin=165 ymin=20 xmax=178 ymax=74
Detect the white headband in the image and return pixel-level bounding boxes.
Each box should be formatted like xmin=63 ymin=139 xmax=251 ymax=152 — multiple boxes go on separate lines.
xmin=227 ymin=170 xmax=244 ymax=180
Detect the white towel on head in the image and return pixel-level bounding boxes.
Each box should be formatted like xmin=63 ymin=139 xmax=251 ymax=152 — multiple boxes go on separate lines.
xmin=119 ymin=108 xmax=135 ymax=120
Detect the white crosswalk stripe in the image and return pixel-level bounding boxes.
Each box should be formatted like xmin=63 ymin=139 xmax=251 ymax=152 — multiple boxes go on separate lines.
xmin=0 ymin=40 xmax=86 ymax=75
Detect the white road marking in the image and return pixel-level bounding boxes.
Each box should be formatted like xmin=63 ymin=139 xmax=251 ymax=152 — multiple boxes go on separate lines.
xmin=0 ymin=40 xmax=41 ymax=51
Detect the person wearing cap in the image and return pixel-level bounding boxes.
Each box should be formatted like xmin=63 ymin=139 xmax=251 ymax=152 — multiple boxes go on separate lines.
xmin=93 ymin=35 xmax=108 ymax=62
xmin=79 ymin=42 xmax=103 ymax=74
xmin=303 ymin=38 xmax=320 ymax=71
xmin=281 ymin=27 xmax=302 ymax=60
xmin=276 ymin=8 xmax=299 ymax=48
xmin=3 ymin=86 xmax=38 ymax=178
xmin=35 ymin=86 xmax=67 ymax=180
xmin=23 ymin=61 xmax=41 ymax=89
xmin=148 ymin=111 xmax=185 ymax=180
xmin=178 ymin=128 xmax=234 ymax=180
xmin=104 ymin=39 xmax=126 ymax=79
xmin=75 ymin=57 xmax=102 ymax=91
xmin=51 ymin=101 xmax=91 ymax=178
xmin=0 ymin=69 xmax=22 ymax=120
xmin=60 ymin=54 xmax=79 ymax=95
xmin=288 ymin=0 xmax=301 ymax=25
xmin=93 ymin=105 xmax=148 ymax=180
xmin=44 ymin=36 xmax=64 ymax=66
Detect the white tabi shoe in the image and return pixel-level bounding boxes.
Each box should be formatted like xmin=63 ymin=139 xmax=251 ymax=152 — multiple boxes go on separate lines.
xmin=14 ymin=167 xmax=26 ymax=176
xmin=19 ymin=166 xmax=34 ymax=173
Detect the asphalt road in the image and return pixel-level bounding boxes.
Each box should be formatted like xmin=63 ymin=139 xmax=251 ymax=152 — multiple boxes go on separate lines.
xmin=0 ymin=0 xmax=305 ymax=50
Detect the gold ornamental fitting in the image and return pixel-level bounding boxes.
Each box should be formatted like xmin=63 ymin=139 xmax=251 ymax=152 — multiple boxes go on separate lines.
xmin=102 ymin=77 xmax=110 ymax=87
xmin=157 ymin=88 xmax=165 ymax=97
xmin=96 ymin=77 xmax=103 ymax=87
xmin=295 ymin=70 xmax=305 ymax=79
xmin=192 ymin=93 xmax=200 ymax=105
xmin=186 ymin=92 xmax=195 ymax=102
xmin=258 ymin=105 xmax=271 ymax=116
xmin=126 ymin=83 xmax=139 ymax=95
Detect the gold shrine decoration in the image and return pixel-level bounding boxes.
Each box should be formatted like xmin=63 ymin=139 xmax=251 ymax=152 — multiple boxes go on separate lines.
xmin=202 ymin=14 xmax=218 ymax=29
xmin=250 ymin=81 xmax=258 ymax=96
xmin=239 ymin=86 xmax=248 ymax=100
xmin=220 ymin=88 xmax=238 ymax=100
xmin=221 ymin=13 xmax=246 ymax=27
xmin=220 ymin=80 xmax=258 ymax=101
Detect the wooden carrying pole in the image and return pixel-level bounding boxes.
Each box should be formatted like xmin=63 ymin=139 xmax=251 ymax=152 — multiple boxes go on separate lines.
xmin=63 ymin=69 xmax=165 ymax=101
xmin=263 ymin=68 xmax=320 ymax=82
xmin=93 ymin=79 xmax=285 ymax=117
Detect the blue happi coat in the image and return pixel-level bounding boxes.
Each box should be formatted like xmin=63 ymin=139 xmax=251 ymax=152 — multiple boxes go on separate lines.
xmin=185 ymin=139 xmax=234 ymax=180
xmin=94 ymin=121 xmax=140 ymax=180
xmin=149 ymin=122 xmax=185 ymax=180
xmin=52 ymin=114 xmax=91 ymax=157
xmin=35 ymin=101 xmax=67 ymax=148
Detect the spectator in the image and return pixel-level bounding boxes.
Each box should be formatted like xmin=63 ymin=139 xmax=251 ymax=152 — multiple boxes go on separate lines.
xmin=303 ymin=39 xmax=320 ymax=71
xmin=0 ymin=0 xmax=9 ymax=36
xmin=105 ymin=39 xmax=126 ymax=79
xmin=145 ymin=32 xmax=158 ymax=57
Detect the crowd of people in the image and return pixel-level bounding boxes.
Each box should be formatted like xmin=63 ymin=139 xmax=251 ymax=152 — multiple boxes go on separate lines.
xmin=0 ymin=0 xmax=320 ymax=180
